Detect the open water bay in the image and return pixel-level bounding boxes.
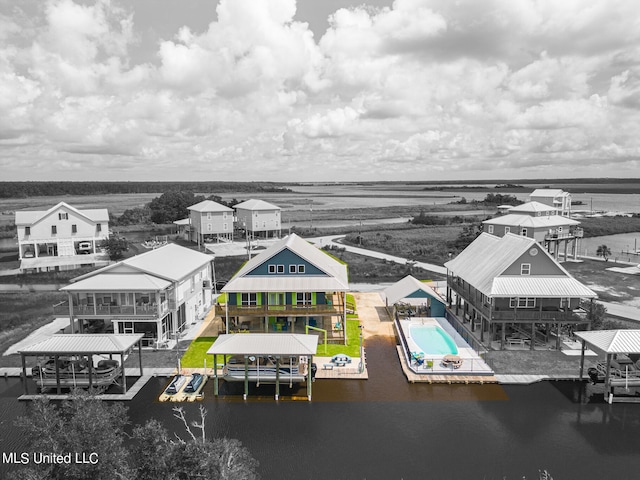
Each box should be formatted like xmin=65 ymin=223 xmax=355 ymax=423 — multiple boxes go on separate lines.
xmin=2 ymin=337 xmax=640 ymax=479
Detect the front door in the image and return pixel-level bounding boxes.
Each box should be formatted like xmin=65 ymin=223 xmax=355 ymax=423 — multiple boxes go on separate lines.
xmin=269 ymin=293 xmax=285 ymax=311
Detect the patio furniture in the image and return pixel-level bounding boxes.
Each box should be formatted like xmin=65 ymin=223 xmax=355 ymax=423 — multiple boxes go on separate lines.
xmin=442 ymin=354 xmax=463 ymax=369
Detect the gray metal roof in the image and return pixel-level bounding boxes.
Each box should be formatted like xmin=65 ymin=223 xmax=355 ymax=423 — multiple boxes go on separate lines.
xmin=207 ymin=333 xmax=318 ymax=355
xmin=223 ymin=234 xmax=349 ymax=292
xmin=444 ymin=233 xmax=594 ymax=298
xmin=383 ymin=275 xmax=442 ymax=305
xmin=19 ymin=334 xmax=144 ymax=355
xmin=188 ymin=200 xmax=233 ymax=212
xmin=61 ymin=273 xmax=171 ymax=292
xmin=234 ymin=199 xmax=281 ymax=211
xmin=491 ymin=276 xmax=597 ymax=298
xmin=575 ymin=330 xmax=640 ymax=354
xmin=15 ymin=202 xmax=109 ymax=225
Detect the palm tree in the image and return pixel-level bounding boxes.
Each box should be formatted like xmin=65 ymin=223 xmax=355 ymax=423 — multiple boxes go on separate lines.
xmin=596 ymin=244 xmax=612 ymax=261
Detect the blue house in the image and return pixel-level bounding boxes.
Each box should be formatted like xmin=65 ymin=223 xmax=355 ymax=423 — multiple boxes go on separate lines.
xmin=221 ymin=234 xmax=350 ymax=344
xmin=383 ymin=275 xmax=446 ymax=317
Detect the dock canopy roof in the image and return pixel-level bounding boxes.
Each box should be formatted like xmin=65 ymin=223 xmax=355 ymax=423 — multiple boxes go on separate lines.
xmin=575 ymin=330 xmax=640 ymax=354
xmin=19 ymin=334 xmax=144 ymax=355
xmin=383 ymin=275 xmax=442 ymax=305
xmin=207 ymin=333 xmax=318 ymax=356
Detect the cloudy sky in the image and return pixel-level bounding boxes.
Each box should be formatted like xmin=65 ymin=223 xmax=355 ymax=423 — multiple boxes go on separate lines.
xmin=1 ymin=0 xmax=640 ymax=182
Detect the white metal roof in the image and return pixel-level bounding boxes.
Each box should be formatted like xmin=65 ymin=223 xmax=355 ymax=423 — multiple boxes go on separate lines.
xmin=491 ymin=276 xmax=597 ymax=298
xmin=19 ymin=334 xmax=144 ymax=355
xmin=483 ymin=213 xmax=580 ymax=228
xmin=530 ymin=189 xmax=567 ymax=198
xmin=61 ymin=273 xmax=171 ymax=292
xmin=383 ymin=275 xmax=442 ymax=305
xmin=234 ymin=199 xmax=281 ymax=211
xmin=173 ymin=218 xmax=190 ymax=225
xmin=15 ymin=202 xmax=109 ymax=225
xmin=575 ymin=330 xmax=640 ymax=354
xmin=113 ymin=243 xmax=212 ymax=282
xmin=223 ymin=234 xmax=349 ymax=292
xmin=207 ymin=333 xmax=318 ymax=355
xmin=188 ymin=200 xmax=233 ymax=213
xmin=508 ymin=201 xmax=559 ymax=213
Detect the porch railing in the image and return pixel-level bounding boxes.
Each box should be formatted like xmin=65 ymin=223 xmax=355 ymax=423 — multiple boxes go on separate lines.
xmin=53 ymin=301 xmax=167 ymax=317
xmin=225 ymin=303 xmax=342 ymax=316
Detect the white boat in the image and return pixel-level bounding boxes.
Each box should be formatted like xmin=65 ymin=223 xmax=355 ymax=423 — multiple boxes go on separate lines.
xmin=32 ymin=358 xmax=121 ymax=391
xmin=223 ymin=355 xmax=309 ymax=383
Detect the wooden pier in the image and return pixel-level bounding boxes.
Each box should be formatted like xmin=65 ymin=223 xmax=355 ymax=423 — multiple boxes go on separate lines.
xmin=396 ymin=347 xmax=498 ymax=384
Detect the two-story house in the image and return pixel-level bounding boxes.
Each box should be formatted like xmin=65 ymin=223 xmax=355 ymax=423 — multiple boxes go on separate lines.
xmin=221 ymin=233 xmax=350 ymax=344
xmin=188 ymin=200 xmax=234 ymax=245
xmin=444 ymin=233 xmax=597 ymax=351
xmin=55 ymin=243 xmax=214 ymax=348
xmin=482 ymin=201 xmax=583 ymax=260
xmin=529 ymin=188 xmax=572 ymax=217
xmin=234 ymin=199 xmax=281 ymax=239
xmin=15 ymin=202 xmax=109 ymax=272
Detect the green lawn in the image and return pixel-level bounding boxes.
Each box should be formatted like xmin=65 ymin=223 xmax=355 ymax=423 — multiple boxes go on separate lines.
xmin=319 ymin=319 xmax=362 ymax=358
xmin=180 ymin=336 xmax=217 ymax=368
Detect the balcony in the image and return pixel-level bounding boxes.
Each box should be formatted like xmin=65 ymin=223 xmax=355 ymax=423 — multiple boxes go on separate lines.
xmin=225 ymin=303 xmax=342 ymax=317
xmin=53 ymin=301 xmax=168 ymax=317
xmin=491 ymin=309 xmax=587 ymax=322
xmin=544 ymin=227 xmax=583 ymax=241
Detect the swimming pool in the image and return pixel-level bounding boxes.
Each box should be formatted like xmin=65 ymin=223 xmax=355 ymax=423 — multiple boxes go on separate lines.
xmin=409 ymin=325 xmax=458 ymax=356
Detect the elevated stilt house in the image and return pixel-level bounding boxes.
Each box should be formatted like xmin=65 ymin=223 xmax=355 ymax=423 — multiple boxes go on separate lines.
xmin=445 ymin=233 xmax=597 ymax=350
xmin=221 ymin=234 xmax=350 ymax=344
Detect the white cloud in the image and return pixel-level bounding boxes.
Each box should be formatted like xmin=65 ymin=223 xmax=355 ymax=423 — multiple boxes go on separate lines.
xmin=2 ymin=0 xmax=640 ymax=181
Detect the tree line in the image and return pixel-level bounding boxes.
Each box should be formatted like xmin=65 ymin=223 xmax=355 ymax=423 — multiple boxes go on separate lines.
xmin=112 ymin=191 xmax=240 ymax=226
xmin=0 ymin=182 xmax=293 ymax=199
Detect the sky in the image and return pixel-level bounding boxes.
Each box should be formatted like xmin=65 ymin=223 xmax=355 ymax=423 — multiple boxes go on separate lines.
xmin=1 ymin=0 xmax=640 ymax=183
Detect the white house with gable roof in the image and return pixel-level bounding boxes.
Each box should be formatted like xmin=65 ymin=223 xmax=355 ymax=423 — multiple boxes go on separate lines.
xmin=15 ymin=202 xmax=109 ymax=272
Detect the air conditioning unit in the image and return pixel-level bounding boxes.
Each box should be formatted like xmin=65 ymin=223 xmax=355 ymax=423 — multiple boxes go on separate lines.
xmin=203 ymin=280 xmax=211 ymax=288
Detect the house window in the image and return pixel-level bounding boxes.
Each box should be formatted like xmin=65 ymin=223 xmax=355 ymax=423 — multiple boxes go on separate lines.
xmin=263 ymin=222 xmax=266 ymax=228
xmin=557 ymin=226 xmax=563 ymax=233
xmin=96 ymin=223 xmax=102 ymax=232
xmin=241 ymin=293 xmax=257 ymax=306
xmin=207 ymin=223 xmax=212 ymax=231
xmin=521 ymin=263 xmax=531 ymax=275
xmin=207 ymin=212 xmax=212 ymax=220
xmin=521 ymin=228 xmax=527 ymax=236
xmin=488 ymin=225 xmax=494 ymax=234
xmin=510 ymin=297 xmax=536 ymax=308
xmin=277 ymin=265 xmax=284 ymax=273
xmin=223 ymin=223 xmax=228 ymax=231
xmin=560 ymin=298 xmax=570 ymax=309
xmin=289 ymin=265 xmax=297 ymax=274
xmin=268 ymin=265 xmax=276 ymax=274
xmin=58 ymin=212 xmax=68 ymax=220
xmin=504 ymin=227 xmax=511 ymax=234
xmin=25 ymin=226 xmax=30 ymax=236
xmin=51 ymin=225 xmax=57 ymax=235
xmin=72 ymin=224 xmax=77 ymax=233
xmin=296 ymin=292 xmax=312 ymax=305
xmin=298 ymin=265 xmax=305 ymax=274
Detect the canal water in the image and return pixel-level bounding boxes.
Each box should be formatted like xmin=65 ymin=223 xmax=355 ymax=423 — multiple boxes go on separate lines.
xmin=2 ymin=336 xmax=640 ymax=479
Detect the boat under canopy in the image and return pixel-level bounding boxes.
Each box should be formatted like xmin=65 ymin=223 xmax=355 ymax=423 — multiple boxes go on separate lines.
xmin=207 ymin=333 xmax=319 ymax=400
xmin=18 ymin=333 xmax=144 ymax=397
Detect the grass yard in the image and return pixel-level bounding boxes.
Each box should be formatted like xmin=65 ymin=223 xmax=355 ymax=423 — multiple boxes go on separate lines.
xmin=180 ymin=336 xmax=218 ymax=368
xmin=319 ymin=319 xmax=362 ymax=358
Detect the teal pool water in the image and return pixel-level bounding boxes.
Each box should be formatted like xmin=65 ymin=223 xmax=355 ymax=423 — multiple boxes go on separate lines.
xmin=409 ymin=325 xmax=458 ymax=355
